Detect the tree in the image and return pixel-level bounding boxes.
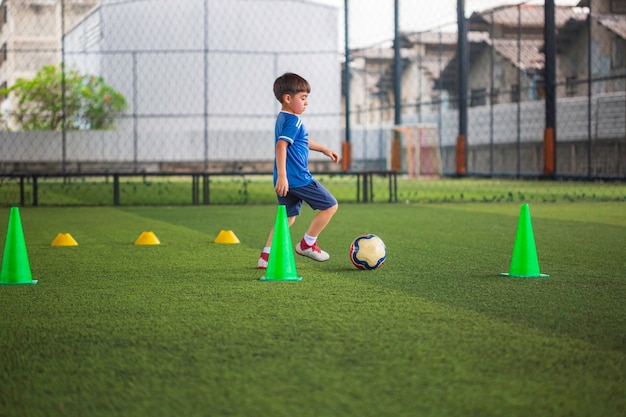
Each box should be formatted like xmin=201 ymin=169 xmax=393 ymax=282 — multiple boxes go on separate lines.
xmin=0 ymin=64 xmax=127 ymax=131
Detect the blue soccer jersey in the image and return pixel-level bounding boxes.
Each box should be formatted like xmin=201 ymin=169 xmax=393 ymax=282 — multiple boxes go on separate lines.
xmin=273 ymin=111 xmax=314 ymax=188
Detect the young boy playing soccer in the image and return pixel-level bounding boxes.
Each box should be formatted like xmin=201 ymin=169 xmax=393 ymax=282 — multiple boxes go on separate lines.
xmin=258 ymin=72 xmax=339 ymax=269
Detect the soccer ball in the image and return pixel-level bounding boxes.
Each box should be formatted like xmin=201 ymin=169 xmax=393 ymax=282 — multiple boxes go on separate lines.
xmin=349 ymin=234 xmax=386 ymax=270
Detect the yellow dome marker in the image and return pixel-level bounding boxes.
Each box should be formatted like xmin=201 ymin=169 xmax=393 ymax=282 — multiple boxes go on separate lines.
xmin=51 ymin=233 xmax=78 ymax=247
xmin=214 ymin=230 xmax=240 ymax=244
xmin=135 ymin=231 xmax=160 ymax=245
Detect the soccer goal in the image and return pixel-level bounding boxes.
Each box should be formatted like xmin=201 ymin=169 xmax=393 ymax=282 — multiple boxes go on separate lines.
xmin=388 ymin=124 xmax=442 ymax=178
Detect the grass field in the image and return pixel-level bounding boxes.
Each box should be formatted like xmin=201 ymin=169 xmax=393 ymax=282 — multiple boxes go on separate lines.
xmin=0 ymin=201 xmax=625 ymax=416
xmin=1 ymin=175 xmax=625 ymax=206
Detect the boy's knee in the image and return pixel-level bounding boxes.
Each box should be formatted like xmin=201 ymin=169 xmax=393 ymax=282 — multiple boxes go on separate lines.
xmin=326 ymin=203 xmax=338 ymax=215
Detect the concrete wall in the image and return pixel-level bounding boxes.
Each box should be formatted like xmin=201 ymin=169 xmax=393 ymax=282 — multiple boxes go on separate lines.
xmin=1 ymin=86 xmax=623 ymax=177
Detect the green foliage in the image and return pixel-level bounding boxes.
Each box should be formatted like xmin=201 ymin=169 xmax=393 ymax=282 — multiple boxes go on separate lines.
xmin=0 ymin=64 xmax=127 ymax=131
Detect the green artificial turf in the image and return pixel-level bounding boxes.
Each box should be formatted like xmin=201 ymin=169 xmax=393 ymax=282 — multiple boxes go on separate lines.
xmin=1 ymin=176 xmax=625 ymax=207
xmin=0 ymin=203 xmax=624 ymax=417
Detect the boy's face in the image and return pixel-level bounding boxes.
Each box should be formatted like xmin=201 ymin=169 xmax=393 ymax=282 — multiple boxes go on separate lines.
xmin=282 ymin=91 xmax=308 ymax=115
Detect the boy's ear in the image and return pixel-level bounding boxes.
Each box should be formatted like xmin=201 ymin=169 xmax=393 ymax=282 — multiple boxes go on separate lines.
xmin=282 ymin=93 xmax=291 ymax=104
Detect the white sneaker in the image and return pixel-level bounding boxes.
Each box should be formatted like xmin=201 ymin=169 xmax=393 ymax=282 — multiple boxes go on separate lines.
xmin=257 ymin=252 xmax=269 ymax=269
xmin=295 ymin=240 xmax=329 ymax=262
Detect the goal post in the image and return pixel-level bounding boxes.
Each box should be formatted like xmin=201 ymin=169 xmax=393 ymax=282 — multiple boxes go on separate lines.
xmin=388 ymin=124 xmax=442 ymax=178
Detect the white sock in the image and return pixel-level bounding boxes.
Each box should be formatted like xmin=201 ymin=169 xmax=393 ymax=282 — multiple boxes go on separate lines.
xmin=303 ymin=233 xmax=317 ymax=246
xmin=262 ymin=246 xmax=271 ymax=254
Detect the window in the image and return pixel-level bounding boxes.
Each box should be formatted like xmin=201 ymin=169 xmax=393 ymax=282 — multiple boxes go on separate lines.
xmin=470 ymin=88 xmax=487 ymax=107
xmin=510 ymin=84 xmax=520 ymax=103
xmin=0 ymin=5 xmax=6 ymax=32
xmin=534 ymin=78 xmax=546 ymax=100
xmin=611 ymin=36 xmax=625 ymax=69
xmin=0 ymin=43 xmax=6 ymax=67
xmin=430 ymin=91 xmax=441 ymax=112
xmin=566 ymin=76 xmax=578 ymax=97
xmin=611 ymin=0 xmax=626 ymax=14
xmin=491 ymin=88 xmax=500 ymax=105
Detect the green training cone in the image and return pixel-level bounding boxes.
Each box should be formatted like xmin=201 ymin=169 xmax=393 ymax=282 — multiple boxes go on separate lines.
xmin=0 ymin=207 xmax=37 ymax=285
xmin=260 ymin=205 xmax=302 ymax=281
xmin=501 ymin=203 xmax=549 ymax=278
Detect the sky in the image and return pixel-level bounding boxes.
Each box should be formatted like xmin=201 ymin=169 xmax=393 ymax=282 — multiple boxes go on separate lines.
xmin=312 ymin=0 xmax=582 ymax=47
xmin=0 ymin=0 xmax=582 ymax=47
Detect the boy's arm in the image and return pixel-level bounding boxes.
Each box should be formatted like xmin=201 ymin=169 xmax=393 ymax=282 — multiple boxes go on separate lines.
xmin=275 ymin=140 xmax=289 ymax=197
xmin=309 ymin=139 xmax=339 ymax=163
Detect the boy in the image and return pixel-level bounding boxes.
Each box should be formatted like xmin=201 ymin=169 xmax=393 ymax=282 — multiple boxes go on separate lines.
xmin=258 ymin=72 xmax=339 ymax=269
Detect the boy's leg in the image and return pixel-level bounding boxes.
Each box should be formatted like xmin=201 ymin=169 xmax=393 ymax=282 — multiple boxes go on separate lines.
xmin=305 ymin=203 xmax=338 ymax=237
xmin=289 ymin=180 xmax=338 ymax=262
xmin=295 ymin=204 xmax=337 ymax=262
xmin=259 ymin=180 xmax=336 ymax=267
xmin=258 ymin=215 xmax=297 ymax=269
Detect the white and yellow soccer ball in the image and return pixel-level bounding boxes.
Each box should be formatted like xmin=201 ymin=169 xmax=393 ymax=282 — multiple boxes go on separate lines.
xmin=349 ymin=234 xmax=386 ymax=270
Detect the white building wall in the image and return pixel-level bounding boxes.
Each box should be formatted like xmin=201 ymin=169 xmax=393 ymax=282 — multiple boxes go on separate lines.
xmin=61 ymin=0 xmax=341 ymax=164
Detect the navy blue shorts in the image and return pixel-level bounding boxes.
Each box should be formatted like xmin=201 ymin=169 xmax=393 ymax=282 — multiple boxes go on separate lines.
xmin=278 ymin=179 xmax=338 ymax=217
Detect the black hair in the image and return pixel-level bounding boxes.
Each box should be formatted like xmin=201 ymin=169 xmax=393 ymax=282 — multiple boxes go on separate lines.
xmin=273 ymin=73 xmax=311 ymax=103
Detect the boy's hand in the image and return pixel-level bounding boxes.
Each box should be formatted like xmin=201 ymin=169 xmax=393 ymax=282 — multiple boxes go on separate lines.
xmin=324 ymin=149 xmax=339 ymax=163
xmin=275 ymin=176 xmax=289 ymax=197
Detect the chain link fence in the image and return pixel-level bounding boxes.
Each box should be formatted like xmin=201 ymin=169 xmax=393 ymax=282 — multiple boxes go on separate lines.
xmin=347 ymin=0 xmax=625 ymax=179
xmin=1 ymin=0 xmax=342 ymax=175
xmin=0 ymin=0 xmax=624 ymax=206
